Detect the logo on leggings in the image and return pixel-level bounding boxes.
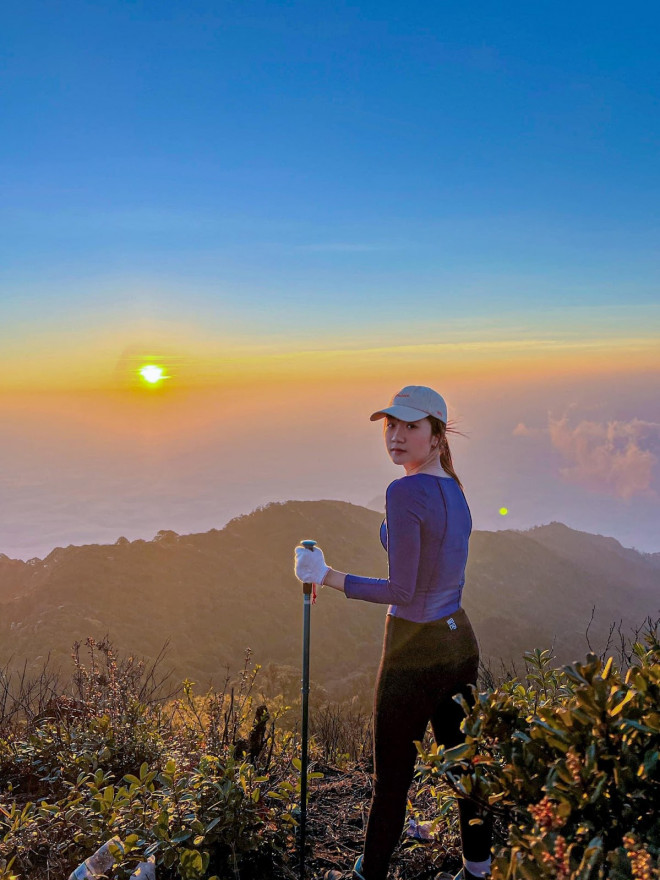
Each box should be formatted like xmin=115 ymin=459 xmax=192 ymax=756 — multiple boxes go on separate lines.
xmin=447 ymin=617 xmax=457 ymax=630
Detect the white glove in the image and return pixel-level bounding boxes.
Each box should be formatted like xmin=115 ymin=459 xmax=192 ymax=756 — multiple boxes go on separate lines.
xmin=294 ymin=545 xmax=330 ymax=585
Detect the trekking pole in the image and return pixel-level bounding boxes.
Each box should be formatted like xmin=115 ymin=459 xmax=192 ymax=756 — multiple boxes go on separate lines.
xmin=299 ymin=539 xmax=317 ymax=880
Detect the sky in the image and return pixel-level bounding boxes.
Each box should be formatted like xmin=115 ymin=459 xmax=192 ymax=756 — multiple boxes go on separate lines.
xmin=1 ymin=0 xmax=659 ymax=559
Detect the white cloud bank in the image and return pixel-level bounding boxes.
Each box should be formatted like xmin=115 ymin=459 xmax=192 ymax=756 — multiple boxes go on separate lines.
xmin=514 ymin=416 xmax=660 ymax=500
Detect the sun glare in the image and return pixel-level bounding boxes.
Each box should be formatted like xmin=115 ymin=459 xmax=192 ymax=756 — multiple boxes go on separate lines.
xmin=140 ymin=364 xmax=166 ymax=385
xmin=499 ymin=507 xmax=509 ymax=516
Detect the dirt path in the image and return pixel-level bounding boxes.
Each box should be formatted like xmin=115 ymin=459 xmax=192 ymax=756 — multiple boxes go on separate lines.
xmin=300 ymin=763 xmax=462 ymax=879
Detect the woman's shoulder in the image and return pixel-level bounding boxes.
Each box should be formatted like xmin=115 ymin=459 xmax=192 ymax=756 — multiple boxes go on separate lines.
xmin=385 ymin=475 xmax=413 ymax=495
xmin=387 ymin=473 xmax=464 ymax=504
xmin=385 ymin=474 xmax=434 ymax=504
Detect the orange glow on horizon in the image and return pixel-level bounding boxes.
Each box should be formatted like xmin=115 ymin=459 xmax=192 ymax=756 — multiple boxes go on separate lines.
xmin=0 ymin=334 xmax=658 ymax=394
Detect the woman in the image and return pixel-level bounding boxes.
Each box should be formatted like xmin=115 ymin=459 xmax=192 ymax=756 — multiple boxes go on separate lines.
xmin=294 ymin=385 xmax=491 ymax=880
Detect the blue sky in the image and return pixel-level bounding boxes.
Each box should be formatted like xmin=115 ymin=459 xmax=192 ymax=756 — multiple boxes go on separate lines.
xmin=2 ymin=0 xmax=659 ymax=335
xmin=1 ymin=1 xmax=659 ymax=558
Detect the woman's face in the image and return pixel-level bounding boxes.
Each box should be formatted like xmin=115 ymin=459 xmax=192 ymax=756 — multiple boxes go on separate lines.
xmin=384 ymin=416 xmax=436 ymax=472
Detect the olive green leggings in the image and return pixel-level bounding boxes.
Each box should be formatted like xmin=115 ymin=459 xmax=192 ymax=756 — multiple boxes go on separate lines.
xmin=361 ymin=609 xmax=491 ymax=880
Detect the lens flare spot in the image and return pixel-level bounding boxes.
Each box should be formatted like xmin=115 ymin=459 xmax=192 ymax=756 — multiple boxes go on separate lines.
xmin=499 ymin=507 xmax=509 ymax=516
xmin=140 ymin=365 xmax=165 ymax=384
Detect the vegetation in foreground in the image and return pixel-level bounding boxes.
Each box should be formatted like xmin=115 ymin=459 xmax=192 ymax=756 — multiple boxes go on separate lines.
xmin=0 ymin=623 xmax=658 ymax=880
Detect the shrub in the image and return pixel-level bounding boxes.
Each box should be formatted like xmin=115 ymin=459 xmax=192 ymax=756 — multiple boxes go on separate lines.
xmin=419 ymin=628 xmax=660 ymax=879
xmin=310 ymin=701 xmax=373 ymax=766
xmin=0 ymin=641 xmax=297 ymax=879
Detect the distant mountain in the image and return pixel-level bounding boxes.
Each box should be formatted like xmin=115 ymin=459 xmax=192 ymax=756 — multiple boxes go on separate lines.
xmin=365 ymin=495 xmax=385 ymax=513
xmin=525 ymin=521 xmax=660 ymax=584
xmin=463 ymin=523 xmax=659 ymax=671
xmin=0 ymin=504 xmax=657 ymax=703
xmin=0 ymin=554 xmax=30 ymax=603
xmin=646 ymin=552 xmax=660 ymax=571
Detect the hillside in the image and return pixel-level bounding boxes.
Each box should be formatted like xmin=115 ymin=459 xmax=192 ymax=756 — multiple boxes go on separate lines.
xmin=0 ymin=503 xmax=657 ymax=702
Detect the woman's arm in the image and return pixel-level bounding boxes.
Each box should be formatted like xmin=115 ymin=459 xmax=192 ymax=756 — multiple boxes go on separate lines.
xmin=321 ymin=568 xmax=347 ymax=592
xmin=342 ymin=478 xmax=425 ymax=606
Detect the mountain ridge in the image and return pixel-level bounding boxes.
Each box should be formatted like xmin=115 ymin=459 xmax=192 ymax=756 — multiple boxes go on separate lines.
xmin=2 ymin=514 xmax=656 ymax=569
xmin=1 ymin=502 xmax=657 ymax=702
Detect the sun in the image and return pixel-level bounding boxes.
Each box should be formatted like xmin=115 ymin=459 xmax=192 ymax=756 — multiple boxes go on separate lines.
xmin=139 ymin=364 xmax=166 ymax=385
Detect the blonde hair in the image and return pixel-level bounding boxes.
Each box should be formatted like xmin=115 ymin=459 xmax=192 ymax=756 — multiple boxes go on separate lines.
xmin=427 ymin=415 xmax=463 ymax=489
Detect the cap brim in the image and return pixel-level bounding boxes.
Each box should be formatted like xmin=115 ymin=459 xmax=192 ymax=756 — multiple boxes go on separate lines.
xmin=370 ymin=405 xmax=430 ymax=422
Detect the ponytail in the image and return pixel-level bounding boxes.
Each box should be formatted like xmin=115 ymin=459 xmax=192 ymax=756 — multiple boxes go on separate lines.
xmin=428 ymin=416 xmax=463 ymax=490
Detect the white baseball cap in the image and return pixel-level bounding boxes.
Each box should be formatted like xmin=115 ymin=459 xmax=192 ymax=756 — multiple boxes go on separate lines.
xmin=370 ymin=385 xmax=448 ymax=423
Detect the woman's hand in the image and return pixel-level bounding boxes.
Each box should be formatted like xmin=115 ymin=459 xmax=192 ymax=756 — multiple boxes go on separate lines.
xmin=294 ymin=544 xmax=330 ymax=585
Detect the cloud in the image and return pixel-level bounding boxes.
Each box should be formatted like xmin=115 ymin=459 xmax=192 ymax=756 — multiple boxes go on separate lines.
xmin=547 ymin=416 xmax=660 ymax=500
xmin=512 ymin=422 xmax=545 ymax=438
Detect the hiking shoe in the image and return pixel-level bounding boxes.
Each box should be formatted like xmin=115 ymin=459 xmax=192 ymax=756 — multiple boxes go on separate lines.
xmin=322 ymin=855 xmax=367 ymax=880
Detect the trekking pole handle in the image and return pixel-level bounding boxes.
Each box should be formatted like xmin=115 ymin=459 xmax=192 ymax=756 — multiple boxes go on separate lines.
xmin=301 ymin=540 xmax=316 ymax=596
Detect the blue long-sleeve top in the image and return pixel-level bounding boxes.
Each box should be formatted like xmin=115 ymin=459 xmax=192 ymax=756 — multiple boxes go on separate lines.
xmin=344 ymin=474 xmax=472 ymax=622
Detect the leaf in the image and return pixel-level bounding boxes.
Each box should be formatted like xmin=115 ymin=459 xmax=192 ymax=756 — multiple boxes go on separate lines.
xmin=443 ymin=743 xmax=473 ymax=763
xmin=639 ymin=750 xmax=658 ymax=778
xmin=588 ymin=773 xmax=609 ymax=804
xmin=532 ymin=719 xmax=569 ymax=741
xmin=172 ymin=830 xmax=192 ymax=843
xmin=39 ymin=802 xmax=59 ymax=813
xmin=610 ymin=690 xmax=635 ymax=716
xmin=622 ymin=719 xmax=655 ymax=734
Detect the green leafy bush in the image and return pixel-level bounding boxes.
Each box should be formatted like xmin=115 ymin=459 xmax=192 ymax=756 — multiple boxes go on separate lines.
xmin=7 ymin=626 xmax=658 ymax=879
xmin=419 ymin=630 xmax=660 ymax=879
xmin=0 ymin=642 xmax=300 ymax=879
